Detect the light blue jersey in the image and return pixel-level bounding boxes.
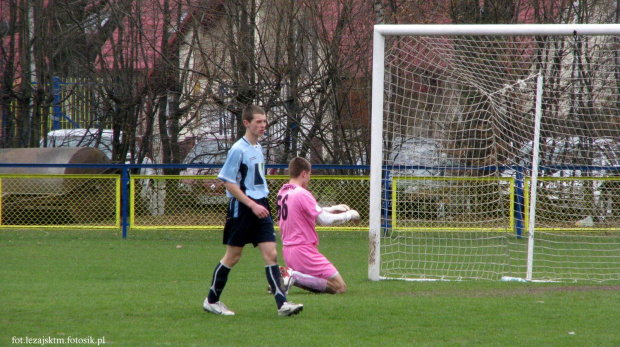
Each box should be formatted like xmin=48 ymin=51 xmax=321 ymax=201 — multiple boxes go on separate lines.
xmin=218 ymin=137 xmax=268 ymax=199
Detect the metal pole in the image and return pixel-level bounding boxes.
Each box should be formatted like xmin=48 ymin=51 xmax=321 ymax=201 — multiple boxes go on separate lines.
xmin=526 ymin=73 xmax=544 ymax=281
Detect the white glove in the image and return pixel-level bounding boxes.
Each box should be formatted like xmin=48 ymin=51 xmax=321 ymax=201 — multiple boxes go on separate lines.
xmin=346 ymin=210 xmax=360 ymax=221
xmin=324 ymin=204 xmax=351 ymax=213
xmin=316 ymin=209 xmax=360 ymax=226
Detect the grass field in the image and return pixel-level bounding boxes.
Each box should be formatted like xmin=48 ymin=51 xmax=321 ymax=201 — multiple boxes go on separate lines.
xmin=1 ymin=229 xmax=619 ymax=346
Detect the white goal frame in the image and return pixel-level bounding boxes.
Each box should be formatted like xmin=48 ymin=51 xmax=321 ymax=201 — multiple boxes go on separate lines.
xmin=369 ymin=24 xmax=620 ymax=282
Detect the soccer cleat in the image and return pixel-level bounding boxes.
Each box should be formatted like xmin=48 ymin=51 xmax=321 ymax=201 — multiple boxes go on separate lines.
xmin=203 ymin=299 xmax=235 ymax=316
xmin=278 ymin=301 xmax=304 ymax=316
xmin=280 ymin=266 xmax=295 ymax=295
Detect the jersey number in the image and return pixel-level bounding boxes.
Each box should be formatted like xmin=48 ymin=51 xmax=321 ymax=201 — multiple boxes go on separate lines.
xmin=276 ymin=194 xmax=289 ymax=221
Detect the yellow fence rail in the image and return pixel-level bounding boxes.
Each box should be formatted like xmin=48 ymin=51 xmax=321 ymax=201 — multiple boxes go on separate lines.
xmin=524 ymin=176 xmax=620 ymax=231
xmin=0 ymin=173 xmax=369 ymax=232
xmin=4 ymin=173 xmax=619 ymax=234
xmin=130 ymin=175 xmax=370 ymax=231
xmin=391 ymin=176 xmax=515 ymax=232
xmin=0 ymin=174 xmax=120 ymax=228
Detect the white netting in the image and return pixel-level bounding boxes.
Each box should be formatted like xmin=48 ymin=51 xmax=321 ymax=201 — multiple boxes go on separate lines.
xmin=374 ymin=28 xmax=620 ymax=282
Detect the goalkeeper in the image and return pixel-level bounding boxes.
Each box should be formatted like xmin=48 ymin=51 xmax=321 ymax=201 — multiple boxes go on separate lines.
xmin=275 ymin=157 xmax=360 ymax=294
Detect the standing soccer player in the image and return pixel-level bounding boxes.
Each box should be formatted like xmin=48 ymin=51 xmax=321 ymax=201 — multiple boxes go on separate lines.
xmin=203 ymin=104 xmax=303 ymax=317
xmin=276 ymin=157 xmax=360 ymax=294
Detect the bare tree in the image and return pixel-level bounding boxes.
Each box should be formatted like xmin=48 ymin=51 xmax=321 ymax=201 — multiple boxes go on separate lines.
xmin=3 ymin=0 xmax=378 ymax=167
xmin=4 ymin=0 xmax=617 ymax=171
xmin=189 ymin=0 xmax=377 ymax=166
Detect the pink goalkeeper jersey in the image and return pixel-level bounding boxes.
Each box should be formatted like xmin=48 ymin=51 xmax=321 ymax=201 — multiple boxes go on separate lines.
xmin=276 ymin=183 xmax=322 ymax=246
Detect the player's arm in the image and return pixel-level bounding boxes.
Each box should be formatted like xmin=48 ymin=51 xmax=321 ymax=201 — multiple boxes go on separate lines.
xmin=223 ymin=181 xmax=270 ymax=219
xmin=316 ymin=205 xmax=359 ymax=226
xmin=322 ymin=204 xmax=351 ymax=213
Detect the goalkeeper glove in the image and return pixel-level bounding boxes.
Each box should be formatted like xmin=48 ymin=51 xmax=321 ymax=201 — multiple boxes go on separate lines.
xmin=347 ymin=210 xmax=360 ymax=221
xmin=323 ymin=204 xmax=351 ymax=213
xmin=317 ymin=209 xmax=360 ymax=226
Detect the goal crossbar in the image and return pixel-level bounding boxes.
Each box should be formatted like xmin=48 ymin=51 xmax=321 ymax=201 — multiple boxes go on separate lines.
xmin=374 ymin=24 xmax=620 ymax=36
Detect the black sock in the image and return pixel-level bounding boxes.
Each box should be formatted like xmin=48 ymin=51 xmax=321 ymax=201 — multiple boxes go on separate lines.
xmin=207 ymin=262 xmax=231 ymax=304
xmin=265 ymin=264 xmax=286 ymax=309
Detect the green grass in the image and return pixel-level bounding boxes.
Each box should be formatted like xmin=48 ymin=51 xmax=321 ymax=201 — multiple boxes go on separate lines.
xmin=1 ymin=229 xmax=619 ymax=346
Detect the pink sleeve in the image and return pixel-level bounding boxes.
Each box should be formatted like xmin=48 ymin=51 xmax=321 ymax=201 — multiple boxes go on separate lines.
xmin=299 ymin=189 xmax=322 ymax=220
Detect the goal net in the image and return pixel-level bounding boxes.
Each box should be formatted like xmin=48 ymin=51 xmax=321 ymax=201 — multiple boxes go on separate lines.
xmin=369 ymin=24 xmax=620 ymax=283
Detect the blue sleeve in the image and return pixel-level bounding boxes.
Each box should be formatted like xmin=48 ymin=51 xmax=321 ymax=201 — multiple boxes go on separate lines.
xmin=218 ymin=146 xmax=241 ymax=184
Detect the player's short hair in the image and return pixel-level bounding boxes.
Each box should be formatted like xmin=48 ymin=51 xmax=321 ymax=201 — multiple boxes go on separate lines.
xmin=289 ymin=157 xmax=311 ymax=178
xmin=242 ymin=104 xmax=265 ymax=122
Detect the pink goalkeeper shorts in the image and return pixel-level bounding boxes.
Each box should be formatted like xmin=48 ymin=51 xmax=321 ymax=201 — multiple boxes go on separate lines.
xmin=282 ymin=244 xmax=338 ymax=279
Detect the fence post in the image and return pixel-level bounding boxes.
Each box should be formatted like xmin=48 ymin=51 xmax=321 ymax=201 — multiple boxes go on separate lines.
xmin=514 ymin=166 xmax=524 ymax=238
xmin=121 ymin=166 xmax=129 ymax=238
xmin=382 ymin=169 xmax=391 ymax=232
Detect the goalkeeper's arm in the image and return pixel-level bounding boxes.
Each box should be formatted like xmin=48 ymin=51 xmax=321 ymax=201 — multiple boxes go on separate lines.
xmin=316 ymin=208 xmax=360 ymax=226
xmin=322 ymin=204 xmax=350 ymax=214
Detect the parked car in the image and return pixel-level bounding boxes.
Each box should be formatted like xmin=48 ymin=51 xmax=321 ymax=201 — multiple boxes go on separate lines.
xmin=42 ymin=128 xmax=121 ymax=160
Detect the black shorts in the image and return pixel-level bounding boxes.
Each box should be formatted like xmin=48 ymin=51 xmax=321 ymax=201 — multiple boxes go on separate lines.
xmin=223 ymin=197 xmax=276 ymax=247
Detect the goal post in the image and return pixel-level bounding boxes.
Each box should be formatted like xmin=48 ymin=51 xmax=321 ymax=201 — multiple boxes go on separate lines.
xmin=370 ymin=24 xmax=620 ymax=283
xmin=368 ymin=29 xmax=386 ymax=281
